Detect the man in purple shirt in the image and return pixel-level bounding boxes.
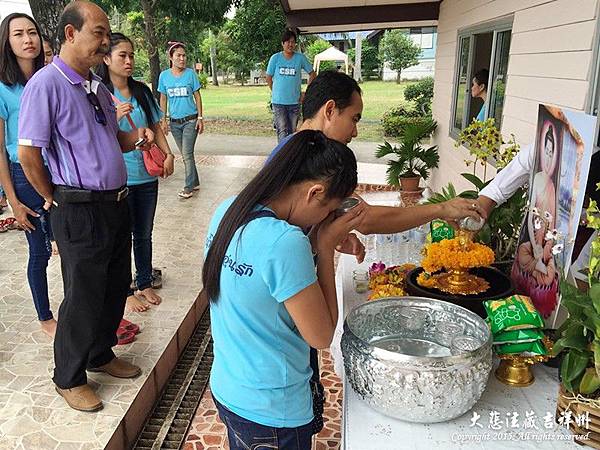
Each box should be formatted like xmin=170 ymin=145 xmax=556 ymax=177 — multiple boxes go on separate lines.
xmin=17 ymin=1 xmax=154 ymax=412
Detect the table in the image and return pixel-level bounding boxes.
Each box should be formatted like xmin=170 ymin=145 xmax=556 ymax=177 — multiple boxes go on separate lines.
xmin=331 ymin=253 xmax=582 ymax=449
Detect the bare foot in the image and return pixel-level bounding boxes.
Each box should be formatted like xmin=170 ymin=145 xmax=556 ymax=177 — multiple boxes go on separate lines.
xmin=138 ymin=287 xmax=162 ymax=305
xmin=51 ymin=241 xmax=59 ymax=256
xmin=126 ymin=295 xmax=150 ymax=312
xmin=40 ymin=318 xmax=57 ymax=339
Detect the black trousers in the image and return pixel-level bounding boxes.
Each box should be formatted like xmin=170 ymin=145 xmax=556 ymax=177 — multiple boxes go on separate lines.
xmin=50 ymin=198 xmax=131 ymax=389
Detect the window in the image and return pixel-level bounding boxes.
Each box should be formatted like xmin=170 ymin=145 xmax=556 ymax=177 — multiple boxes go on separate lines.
xmin=451 ymin=20 xmax=513 ymax=136
xmin=409 ymin=27 xmax=434 ymax=50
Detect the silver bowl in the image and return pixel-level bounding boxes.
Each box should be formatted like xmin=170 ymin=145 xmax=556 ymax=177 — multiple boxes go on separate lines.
xmin=341 ymin=296 xmax=492 ymax=423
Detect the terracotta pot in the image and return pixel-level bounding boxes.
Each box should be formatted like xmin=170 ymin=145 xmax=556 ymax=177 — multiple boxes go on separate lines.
xmin=399 ymin=175 xmax=421 ymax=192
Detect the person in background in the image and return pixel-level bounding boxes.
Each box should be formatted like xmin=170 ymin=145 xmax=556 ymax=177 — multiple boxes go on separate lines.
xmin=203 ymin=130 xmax=363 ymax=450
xmin=158 ymin=41 xmax=203 ymax=199
xmin=267 ymin=71 xmax=487 ymax=238
xmin=266 ymin=29 xmax=315 ymax=142
xmin=42 ymin=35 xmax=53 ymax=65
xmin=97 ymin=32 xmax=174 ymax=313
xmin=471 ymin=68 xmax=489 ymax=122
xmin=0 ymin=13 xmax=56 ymax=335
xmin=18 ymin=1 xmax=155 ymax=412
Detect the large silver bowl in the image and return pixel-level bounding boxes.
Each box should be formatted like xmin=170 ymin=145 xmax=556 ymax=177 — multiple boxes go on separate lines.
xmin=341 ymin=296 xmax=492 ymax=423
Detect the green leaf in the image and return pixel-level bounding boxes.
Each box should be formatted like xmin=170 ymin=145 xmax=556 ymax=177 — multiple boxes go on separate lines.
xmin=553 ymin=333 xmax=588 ymax=353
xmin=580 ymin=367 xmax=600 ymax=394
xmin=459 ymin=190 xmax=479 ymax=199
xmin=590 ymin=283 xmax=600 ymax=314
xmin=461 ymin=172 xmax=485 ymax=190
xmin=561 ymin=350 xmax=591 ymax=392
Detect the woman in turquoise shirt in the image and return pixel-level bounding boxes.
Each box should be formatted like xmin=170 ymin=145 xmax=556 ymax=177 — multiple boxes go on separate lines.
xmin=471 ymin=68 xmax=489 ymax=122
xmin=0 ymin=13 xmax=55 ymax=336
xmin=158 ymin=41 xmax=204 ymax=199
xmin=98 ymin=33 xmax=174 ymax=312
xmin=203 ymin=130 xmax=364 ymax=449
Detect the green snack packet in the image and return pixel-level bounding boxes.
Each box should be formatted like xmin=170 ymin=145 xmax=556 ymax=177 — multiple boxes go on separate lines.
xmin=495 ymin=339 xmax=547 ymax=356
xmin=493 ymin=329 xmax=544 ymax=345
xmin=484 ymin=295 xmax=544 ymax=334
xmin=430 ymin=219 xmax=455 ymax=243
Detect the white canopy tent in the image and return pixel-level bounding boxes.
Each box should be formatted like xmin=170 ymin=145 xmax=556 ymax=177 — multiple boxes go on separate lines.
xmin=313 ymin=46 xmax=349 ymax=74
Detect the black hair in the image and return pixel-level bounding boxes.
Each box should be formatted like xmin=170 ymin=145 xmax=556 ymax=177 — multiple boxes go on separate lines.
xmin=0 ymin=13 xmax=45 ymax=86
xmin=281 ymin=29 xmax=297 ymax=43
xmin=544 ymin=125 xmax=555 ymax=147
xmin=96 ymin=32 xmax=157 ymax=125
xmin=302 ymin=70 xmax=362 ymax=120
xmin=202 ymin=130 xmax=358 ymax=301
xmin=57 ymin=1 xmax=85 ymax=44
xmin=473 ymin=69 xmax=489 ymax=90
xmin=42 ymin=34 xmax=54 ymax=51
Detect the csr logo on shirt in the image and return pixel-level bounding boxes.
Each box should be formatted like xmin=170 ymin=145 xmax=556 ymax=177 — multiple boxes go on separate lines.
xmin=167 ymin=87 xmax=189 ymax=97
xmin=278 ymin=67 xmax=297 ymax=76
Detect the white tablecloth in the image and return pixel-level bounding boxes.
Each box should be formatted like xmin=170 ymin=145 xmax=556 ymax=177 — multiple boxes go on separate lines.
xmin=332 ymin=254 xmax=581 ymax=450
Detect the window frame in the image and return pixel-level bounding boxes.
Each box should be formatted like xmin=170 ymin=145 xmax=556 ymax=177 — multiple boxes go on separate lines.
xmin=450 ymin=17 xmax=514 ymax=140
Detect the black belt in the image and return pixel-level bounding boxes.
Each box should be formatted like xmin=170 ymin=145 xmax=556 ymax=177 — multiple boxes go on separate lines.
xmin=170 ymin=114 xmax=198 ymax=124
xmin=54 ymin=185 xmax=129 ymax=204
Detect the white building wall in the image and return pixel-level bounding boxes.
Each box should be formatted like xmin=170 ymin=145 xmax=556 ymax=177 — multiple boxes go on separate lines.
xmin=382 ymin=59 xmax=435 ymax=80
xmin=0 ymin=0 xmax=32 ymax=19
xmin=430 ymin=0 xmax=599 ymax=192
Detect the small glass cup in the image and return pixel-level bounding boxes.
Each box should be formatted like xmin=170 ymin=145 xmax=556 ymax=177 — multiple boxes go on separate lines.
xmin=352 ymin=270 xmax=369 ymax=294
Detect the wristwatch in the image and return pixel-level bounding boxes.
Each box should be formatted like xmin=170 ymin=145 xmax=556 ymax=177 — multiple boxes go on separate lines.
xmin=197 ymin=116 xmax=203 ymax=120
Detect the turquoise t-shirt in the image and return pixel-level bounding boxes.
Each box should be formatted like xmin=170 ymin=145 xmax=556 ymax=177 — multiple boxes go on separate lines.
xmin=476 ymin=104 xmax=486 ymax=122
xmin=113 ymin=88 xmax=163 ymax=186
xmin=266 ymin=52 xmax=313 ymax=105
xmin=205 ymin=197 xmax=317 ymax=428
xmin=0 ymin=82 xmax=24 ymax=163
xmin=157 ymin=68 xmax=201 ymax=119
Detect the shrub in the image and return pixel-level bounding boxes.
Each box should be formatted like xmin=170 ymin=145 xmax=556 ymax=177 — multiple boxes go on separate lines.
xmin=198 ymin=71 xmax=209 ymax=89
xmin=381 ymin=103 xmax=428 ymax=137
xmin=404 ymin=77 xmax=434 ymax=115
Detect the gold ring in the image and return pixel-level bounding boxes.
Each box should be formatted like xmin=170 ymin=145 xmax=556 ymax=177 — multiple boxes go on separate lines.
xmin=471 ymin=203 xmax=478 ymax=209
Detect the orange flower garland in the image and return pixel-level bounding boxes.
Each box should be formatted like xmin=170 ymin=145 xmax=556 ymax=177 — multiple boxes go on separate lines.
xmin=421 ymin=237 xmax=495 ymax=274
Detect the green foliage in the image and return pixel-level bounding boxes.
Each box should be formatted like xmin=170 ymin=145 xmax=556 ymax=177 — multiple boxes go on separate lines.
xmin=228 ymin=0 xmax=287 ymax=70
xmin=455 ymin=118 xmax=520 ymax=172
xmin=198 ymin=71 xmax=209 ymax=88
xmin=404 ymin=77 xmax=434 ymax=115
xmin=552 ymin=185 xmax=600 ymax=396
xmin=306 ymin=39 xmax=337 ymax=72
xmin=379 ymin=30 xmax=421 ymax=81
xmin=347 ymin=41 xmax=381 ymax=79
xmin=375 ymin=120 xmax=438 ymax=184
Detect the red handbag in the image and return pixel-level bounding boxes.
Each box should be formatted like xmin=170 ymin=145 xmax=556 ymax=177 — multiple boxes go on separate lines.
xmin=112 ymin=95 xmax=165 ymax=177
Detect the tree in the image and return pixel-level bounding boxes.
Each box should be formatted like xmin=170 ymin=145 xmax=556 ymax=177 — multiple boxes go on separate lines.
xmin=348 ymin=41 xmax=381 ymax=79
xmin=99 ymin=0 xmax=238 ymax=94
xmin=29 ymin=0 xmax=69 ymax=46
xmin=228 ymin=0 xmax=287 ymax=70
xmin=379 ymin=30 xmax=421 ymax=83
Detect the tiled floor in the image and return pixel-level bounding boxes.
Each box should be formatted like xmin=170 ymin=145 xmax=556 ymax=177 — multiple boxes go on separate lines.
xmin=182 ymin=349 xmax=344 ymax=450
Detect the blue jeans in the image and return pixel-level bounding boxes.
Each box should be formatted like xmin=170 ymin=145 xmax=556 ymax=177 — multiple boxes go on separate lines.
xmin=214 ymin=396 xmax=313 ymax=450
xmin=10 ymin=162 xmax=53 ymax=321
xmin=272 ymin=104 xmax=300 ymax=143
xmin=170 ymin=118 xmax=199 ymax=193
xmin=127 ymin=180 xmax=158 ymax=294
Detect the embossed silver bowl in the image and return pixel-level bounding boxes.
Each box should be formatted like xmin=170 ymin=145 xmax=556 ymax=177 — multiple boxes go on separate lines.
xmin=341 ymin=296 xmax=492 ymax=423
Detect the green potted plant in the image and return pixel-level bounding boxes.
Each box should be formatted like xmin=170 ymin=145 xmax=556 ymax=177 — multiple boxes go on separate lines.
xmin=375 ymin=119 xmax=439 ymax=192
xmin=552 ymin=195 xmax=600 ymax=443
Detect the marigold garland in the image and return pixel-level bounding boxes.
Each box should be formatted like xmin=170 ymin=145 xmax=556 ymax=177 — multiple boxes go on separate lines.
xmin=421 ymin=237 xmax=495 ymax=274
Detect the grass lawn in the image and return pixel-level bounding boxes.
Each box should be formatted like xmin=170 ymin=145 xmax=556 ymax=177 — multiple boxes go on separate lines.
xmin=201 ymin=80 xmax=411 ymax=141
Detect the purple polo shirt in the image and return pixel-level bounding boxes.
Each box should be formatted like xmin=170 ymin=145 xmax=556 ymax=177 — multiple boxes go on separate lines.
xmin=18 ymin=56 xmax=127 ymax=190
